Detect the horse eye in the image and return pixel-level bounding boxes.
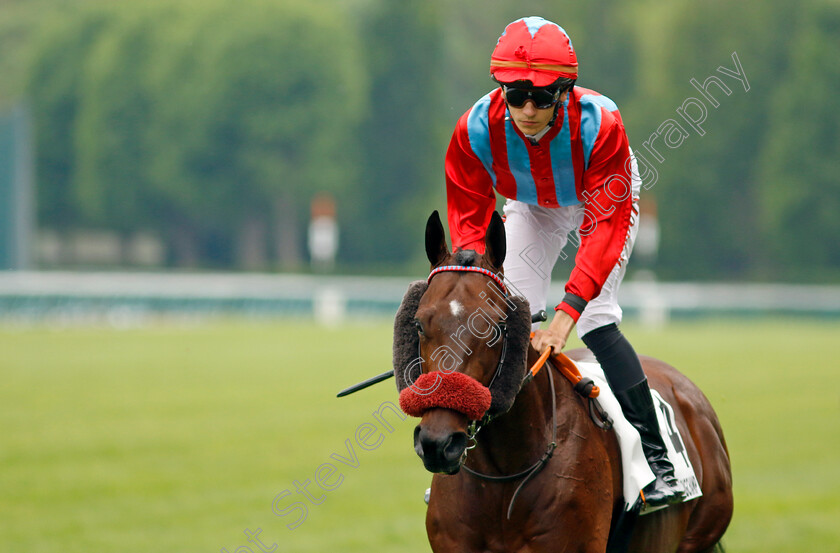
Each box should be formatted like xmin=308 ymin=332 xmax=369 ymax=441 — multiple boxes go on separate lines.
xmin=413 ymin=319 xmax=424 ymax=335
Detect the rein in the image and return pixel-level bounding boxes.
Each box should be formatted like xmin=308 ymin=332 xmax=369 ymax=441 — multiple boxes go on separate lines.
xmin=461 ymin=363 xmax=558 ymax=520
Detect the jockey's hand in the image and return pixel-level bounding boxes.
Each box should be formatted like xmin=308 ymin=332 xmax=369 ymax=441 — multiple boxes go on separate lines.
xmin=531 ymin=310 xmax=576 ymax=353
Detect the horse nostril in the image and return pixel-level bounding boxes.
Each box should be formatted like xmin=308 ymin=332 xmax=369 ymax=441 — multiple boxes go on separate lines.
xmin=414 ymin=422 xmax=468 ymax=472
xmin=413 ymin=425 xmax=424 ymax=457
xmin=443 ymin=432 xmax=469 ymax=463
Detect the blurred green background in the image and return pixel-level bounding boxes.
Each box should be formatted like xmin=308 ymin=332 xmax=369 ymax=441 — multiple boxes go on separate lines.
xmin=1 ymin=0 xmax=838 ymax=279
xmin=1 ymin=320 xmax=839 ymax=552
xmin=2 ymin=1 xmax=840 ymax=552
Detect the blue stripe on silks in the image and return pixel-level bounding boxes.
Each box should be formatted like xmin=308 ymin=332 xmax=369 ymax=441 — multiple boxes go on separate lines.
xmin=580 ymin=94 xmax=617 ymax=170
xmin=550 ymin=98 xmax=581 ymax=206
xmin=466 ymin=93 xmax=497 ymax=188
xmin=582 ymin=93 xmax=617 ymax=112
xmin=504 ymin=117 xmax=537 ymax=204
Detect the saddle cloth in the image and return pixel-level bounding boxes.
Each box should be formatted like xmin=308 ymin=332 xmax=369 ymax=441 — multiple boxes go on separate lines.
xmin=573 ymin=359 xmax=703 ymax=511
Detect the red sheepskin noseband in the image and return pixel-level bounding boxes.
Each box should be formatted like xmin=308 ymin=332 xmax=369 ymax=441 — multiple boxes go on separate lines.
xmin=399 ymin=371 xmax=492 ymax=421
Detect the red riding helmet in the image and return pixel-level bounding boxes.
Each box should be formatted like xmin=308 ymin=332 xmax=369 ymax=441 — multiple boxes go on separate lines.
xmin=490 ymin=17 xmax=578 ymax=87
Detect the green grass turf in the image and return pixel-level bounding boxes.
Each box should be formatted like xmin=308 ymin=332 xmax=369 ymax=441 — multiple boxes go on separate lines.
xmin=1 ymin=318 xmax=838 ymax=552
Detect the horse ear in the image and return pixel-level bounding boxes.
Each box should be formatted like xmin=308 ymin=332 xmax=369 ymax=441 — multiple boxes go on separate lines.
xmin=425 ymin=211 xmax=448 ymax=266
xmin=485 ymin=211 xmax=506 ymax=269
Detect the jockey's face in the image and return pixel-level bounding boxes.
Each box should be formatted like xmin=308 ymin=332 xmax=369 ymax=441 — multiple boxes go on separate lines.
xmin=503 ymin=89 xmax=568 ymax=136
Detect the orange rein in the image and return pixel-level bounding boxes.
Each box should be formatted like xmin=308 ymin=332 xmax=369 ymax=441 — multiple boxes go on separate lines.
xmin=528 ymin=333 xmax=600 ymax=398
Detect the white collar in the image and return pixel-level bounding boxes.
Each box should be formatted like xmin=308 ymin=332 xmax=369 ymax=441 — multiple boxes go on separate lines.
xmin=524 ymin=125 xmax=552 ymax=143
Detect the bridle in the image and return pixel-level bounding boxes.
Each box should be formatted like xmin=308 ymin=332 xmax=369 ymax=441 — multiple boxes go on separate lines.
xmin=425 ymin=264 xmax=514 ymax=400
xmin=463 ymin=366 xmax=558 ymax=520
xmin=425 ymin=264 xmax=557 ymax=518
xmin=427 ymin=264 xmax=508 ymax=295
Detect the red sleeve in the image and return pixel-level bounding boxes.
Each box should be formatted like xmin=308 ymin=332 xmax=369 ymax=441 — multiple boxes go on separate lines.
xmin=557 ymin=112 xmax=634 ymax=321
xmin=445 ymin=111 xmax=496 ymax=254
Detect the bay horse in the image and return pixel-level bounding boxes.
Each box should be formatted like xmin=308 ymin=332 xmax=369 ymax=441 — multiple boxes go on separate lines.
xmin=393 ymin=211 xmax=733 ymax=553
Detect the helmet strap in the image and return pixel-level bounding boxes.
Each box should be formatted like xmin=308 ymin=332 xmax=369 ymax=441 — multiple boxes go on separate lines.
xmin=548 ymin=103 xmax=560 ymax=127
xmin=548 ymin=85 xmax=572 ymax=127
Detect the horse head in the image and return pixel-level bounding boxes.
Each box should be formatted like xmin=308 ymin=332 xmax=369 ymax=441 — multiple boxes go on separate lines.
xmin=393 ymin=211 xmax=531 ymax=474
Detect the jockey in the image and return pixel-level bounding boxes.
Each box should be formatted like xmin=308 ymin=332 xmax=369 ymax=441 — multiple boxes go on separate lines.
xmin=444 ymin=16 xmax=685 ymax=507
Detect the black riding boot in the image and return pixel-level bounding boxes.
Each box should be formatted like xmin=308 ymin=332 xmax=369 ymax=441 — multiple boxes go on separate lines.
xmin=614 ymin=380 xmax=686 ymax=507
xmin=582 ymin=324 xmax=685 ymax=508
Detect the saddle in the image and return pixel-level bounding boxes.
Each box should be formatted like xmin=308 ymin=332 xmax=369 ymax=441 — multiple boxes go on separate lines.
xmin=530 ymin=344 xmax=613 ymax=430
xmin=545 ymin=349 xmax=703 ymax=512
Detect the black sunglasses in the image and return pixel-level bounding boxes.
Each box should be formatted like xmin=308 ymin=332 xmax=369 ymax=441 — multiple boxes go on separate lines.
xmin=503 ymin=85 xmax=563 ymax=109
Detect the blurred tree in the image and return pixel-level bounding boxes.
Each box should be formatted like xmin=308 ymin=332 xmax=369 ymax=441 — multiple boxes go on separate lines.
xmin=73 ymin=5 xmax=164 ymax=261
xmin=625 ymin=0 xmax=799 ymax=280
xmin=25 ymin=7 xmax=116 ymax=241
xmin=13 ymin=0 xmax=839 ymax=278
xmin=757 ymin=1 xmax=840 ymax=279
xmin=0 ymin=2 xmax=40 ymax=107
xmin=28 ymin=0 xmax=367 ymax=268
xmin=140 ymin=1 xmax=256 ymax=266
xmin=144 ymin=0 xmax=366 ymax=268
xmin=341 ymin=0 xmax=442 ymax=265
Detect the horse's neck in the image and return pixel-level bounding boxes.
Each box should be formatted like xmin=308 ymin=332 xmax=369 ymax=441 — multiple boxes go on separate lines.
xmin=469 ymin=363 xmax=568 ymax=474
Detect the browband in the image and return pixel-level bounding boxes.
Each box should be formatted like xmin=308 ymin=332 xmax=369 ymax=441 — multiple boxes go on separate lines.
xmin=428 ymin=265 xmax=508 ymax=297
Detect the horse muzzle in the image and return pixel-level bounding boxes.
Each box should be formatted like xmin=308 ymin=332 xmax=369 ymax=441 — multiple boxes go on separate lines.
xmin=413 ymin=409 xmax=470 ymax=474
xmin=399 ymin=371 xmax=491 ymax=473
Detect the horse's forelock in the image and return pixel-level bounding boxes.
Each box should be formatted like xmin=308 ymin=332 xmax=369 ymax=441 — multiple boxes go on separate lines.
xmin=454 ymin=249 xmax=478 ymax=267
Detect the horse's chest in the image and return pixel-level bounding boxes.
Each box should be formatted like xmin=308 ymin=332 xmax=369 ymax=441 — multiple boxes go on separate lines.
xmin=427 ymin=465 xmax=612 ymax=553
